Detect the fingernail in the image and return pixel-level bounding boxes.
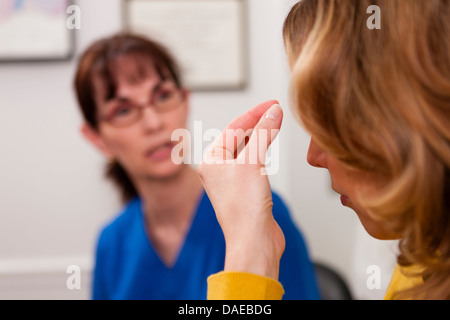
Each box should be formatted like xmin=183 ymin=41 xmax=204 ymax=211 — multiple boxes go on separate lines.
xmin=265 ymin=104 xmax=281 ymax=120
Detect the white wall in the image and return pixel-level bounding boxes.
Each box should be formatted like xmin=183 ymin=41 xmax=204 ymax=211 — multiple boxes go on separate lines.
xmin=0 ymin=0 xmax=397 ymax=300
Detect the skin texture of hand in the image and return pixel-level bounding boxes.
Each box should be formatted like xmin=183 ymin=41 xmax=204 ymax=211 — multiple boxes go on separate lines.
xmin=196 ymin=100 xmax=286 ymax=281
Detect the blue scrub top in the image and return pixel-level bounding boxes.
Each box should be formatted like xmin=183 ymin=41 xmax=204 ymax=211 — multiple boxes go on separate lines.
xmin=93 ymin=189 xmax=320 ymax=300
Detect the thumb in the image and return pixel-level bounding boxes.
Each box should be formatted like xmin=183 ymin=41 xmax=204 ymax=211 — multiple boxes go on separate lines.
xmin=237 ymin=104 xmax=283 ymax=166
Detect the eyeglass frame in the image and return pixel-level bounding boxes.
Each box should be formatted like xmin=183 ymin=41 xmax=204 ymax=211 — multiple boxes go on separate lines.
xmin=96 ymin=80 xmax=187 ymax=128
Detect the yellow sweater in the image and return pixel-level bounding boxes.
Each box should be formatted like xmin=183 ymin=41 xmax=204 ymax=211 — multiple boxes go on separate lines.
xmin=384 ymin=264 xmax=424 ymax=300
xmin=207 ymin=265 xmax=422 ymax=300
xmin=207 ymin=272 xmax=285 ymax=300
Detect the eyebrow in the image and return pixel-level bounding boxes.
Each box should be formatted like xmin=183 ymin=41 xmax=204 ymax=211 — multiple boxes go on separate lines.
xmin=106 ymin=80 xmax=166 ymax=104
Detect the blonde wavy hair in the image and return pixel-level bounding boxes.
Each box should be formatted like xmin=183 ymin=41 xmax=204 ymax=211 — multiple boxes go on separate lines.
xmin=283 ymin=0 xmax=450 ymax=299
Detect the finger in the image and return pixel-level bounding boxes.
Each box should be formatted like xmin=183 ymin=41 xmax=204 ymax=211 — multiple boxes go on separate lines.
xmin=226 ymin=100 xmax=279 ymax=131
xmin=207 ymin=100 xmax=279 ymax=160
xmin=237 ymin=104 xmax=283 ymax=166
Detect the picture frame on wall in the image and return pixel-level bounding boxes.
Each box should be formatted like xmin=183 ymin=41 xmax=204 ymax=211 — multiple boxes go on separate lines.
xmin=123 ymin=0 xmax=248 ymax=91
xmin=0 ymin=0 xmax=75 ymax=62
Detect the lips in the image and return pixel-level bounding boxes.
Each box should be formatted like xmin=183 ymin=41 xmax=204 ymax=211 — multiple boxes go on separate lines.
xmin=340 ymin=195 xmax=350 ymax=206
xmin=145 ymin=141 xmax=175 ymax=161
xmin=332 ymin=186 xmax=350 ymax=206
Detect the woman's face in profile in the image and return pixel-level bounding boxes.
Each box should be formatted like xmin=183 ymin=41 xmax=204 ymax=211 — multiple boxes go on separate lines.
xmin=307 ymin=138 xmax=400 ymax=240
xmin=93 ymin=60 xmax=189 ymax=181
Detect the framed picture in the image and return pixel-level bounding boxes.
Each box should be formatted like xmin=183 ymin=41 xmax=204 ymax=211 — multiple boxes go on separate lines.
xmin=0 ymin=0 xmax=75 ymax=62
xmin=124 ymin=0 xmax=248 ymax=91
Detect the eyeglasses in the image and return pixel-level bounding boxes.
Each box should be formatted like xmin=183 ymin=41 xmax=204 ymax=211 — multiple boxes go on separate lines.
xmin=98 ymin=81 xmax=185 ymax=128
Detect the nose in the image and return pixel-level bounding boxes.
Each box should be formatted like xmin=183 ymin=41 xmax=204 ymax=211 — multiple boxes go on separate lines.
xmin=307 ymin=138 xmax=328 ymax=169
xmin=140 ymin=106 xmax=164 ymax=133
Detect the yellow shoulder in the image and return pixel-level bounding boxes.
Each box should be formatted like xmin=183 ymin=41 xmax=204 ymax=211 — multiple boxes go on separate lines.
xmin=384 ymin=264 xmax=423 ymax=300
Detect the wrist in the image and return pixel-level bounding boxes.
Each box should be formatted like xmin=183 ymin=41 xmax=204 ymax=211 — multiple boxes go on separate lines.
xmin=224 ymin=249 xmax=281 ymax=281
xmin=223 ymin=223 xmax=284 ymax=281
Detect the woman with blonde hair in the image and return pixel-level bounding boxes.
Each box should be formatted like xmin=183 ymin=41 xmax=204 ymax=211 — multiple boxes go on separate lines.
xmin=199 ymin=0 xmax=450 ymax=300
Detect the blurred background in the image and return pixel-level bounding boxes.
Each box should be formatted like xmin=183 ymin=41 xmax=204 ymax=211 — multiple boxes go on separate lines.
xmin=0 ymin=0 xmax=399 ymax=300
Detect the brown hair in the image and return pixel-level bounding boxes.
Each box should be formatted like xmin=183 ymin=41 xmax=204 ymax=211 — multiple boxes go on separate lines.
xmin=283 ymin=0 xmax=450 ymax=299
xmin=74 ymin=33 xmax=182 ymax=203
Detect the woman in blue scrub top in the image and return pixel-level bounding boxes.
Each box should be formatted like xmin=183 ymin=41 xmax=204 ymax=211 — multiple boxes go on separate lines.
xmin=73 ymin=33 xmax=320 ymax=300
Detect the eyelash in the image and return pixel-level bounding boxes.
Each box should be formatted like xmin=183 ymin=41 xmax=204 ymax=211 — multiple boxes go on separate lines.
xmin=112 ymin=104 xmax=133 ymax=117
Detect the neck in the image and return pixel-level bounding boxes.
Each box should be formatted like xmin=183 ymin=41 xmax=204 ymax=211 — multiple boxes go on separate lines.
xmin=131 ymin=165 xmax=203 ymax=267
xmin=133 ymin=165 xmax=203 ymax=224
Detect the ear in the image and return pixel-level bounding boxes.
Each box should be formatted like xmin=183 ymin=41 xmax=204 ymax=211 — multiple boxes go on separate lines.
xmin=80 ymin=123 xmax=114 ymax=160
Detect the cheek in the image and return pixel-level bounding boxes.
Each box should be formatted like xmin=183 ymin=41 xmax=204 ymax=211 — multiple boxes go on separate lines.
xmin=167 ymin=104 xmax=188 ymax=128
xmin=328 ymin=158 xmax=367 ymax=196
xmin=326 ymin=159 xmax=350 ymax=190
xmin=327 ymin=160 xmax=396 ymax=239
xmin=100 ymin=127 xmax=141 ymax=157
